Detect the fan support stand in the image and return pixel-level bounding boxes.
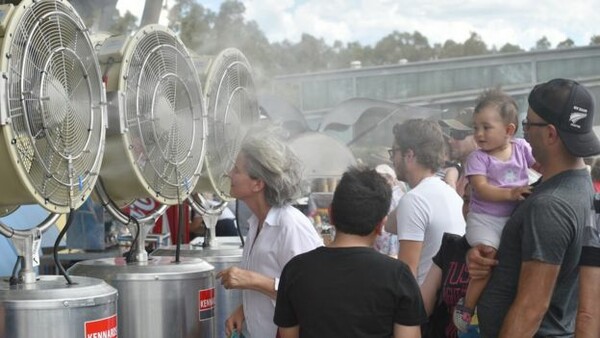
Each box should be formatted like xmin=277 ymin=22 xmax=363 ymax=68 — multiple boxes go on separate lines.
xmin=188 ymin=193 xmax=228 ymax=248
xmin=95 ymin=178 xmax=167 ymax=263
xmin=0 ymin=213 xmax=61 ymax=284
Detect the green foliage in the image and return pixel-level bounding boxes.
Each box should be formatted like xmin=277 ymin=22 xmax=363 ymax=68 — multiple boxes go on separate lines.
xmin=439 ymin=39 xmax=464 ymax=58
xmin=109 ymin=11 xmax=138 ymax=36
xmin=556 ymin=38 xmax=574 ymax=49
xmin=463 ymin=32 xmax=487 ymax=55
xmin=373 ymin=31 xmax=435 ymax=64
xmin=168 ymin=0 xmax=214 ymax=51
xmin=499 ymin=43 xmax=524 ymax=53
xmin=533 ymin=36 xmax=551 ymax=51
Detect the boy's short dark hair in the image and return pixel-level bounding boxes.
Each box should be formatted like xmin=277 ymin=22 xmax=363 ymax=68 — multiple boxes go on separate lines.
xmin=330 ymin=167 xmax=392 ymax=236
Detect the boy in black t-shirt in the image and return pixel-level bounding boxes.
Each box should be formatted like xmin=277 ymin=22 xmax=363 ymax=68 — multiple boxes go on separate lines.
xmin=274 ymin=167 xmax=427 ymax=338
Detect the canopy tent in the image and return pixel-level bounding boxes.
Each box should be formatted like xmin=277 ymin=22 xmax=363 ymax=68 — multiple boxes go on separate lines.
xmin=259 ymin=94 xmax=310 ymax=137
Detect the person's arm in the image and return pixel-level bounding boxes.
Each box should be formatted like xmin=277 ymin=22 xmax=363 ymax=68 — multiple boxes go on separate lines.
xmin=576 ymin=265 xmax=600 ymax=338
xmin=189 ymin=215 xmax=205 ymax=235
xmin=224 ymin=304 xmax=245 ymax=338
xmin=420 ymin=264 xmax=442 ymax=315
xmin=385 ymin=205 xmax=398 ymax=234
xmin=498 ymin=260 xmax=560 ymax=338
xmin=393 ymin=324 xmax=421 ymax=338
xmin=444 ymin=166 xmax=459 ymax=190
xmin=216 ymin=267 xmax=277 ymax=299
xmin=466 ymin=244 xmax=499 ymax=279
xmin=470 ymin=174 xmax=531 ymax=202
xmin=395 ymin=193 xmax=428 ymax=279
xmin=278 ymin=326 xmax=299 ymax=338
xmin=398 ymin=240 xmax=423 ymax=279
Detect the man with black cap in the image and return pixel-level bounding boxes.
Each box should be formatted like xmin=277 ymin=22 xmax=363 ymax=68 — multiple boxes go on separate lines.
xmin=467 ymin=78 xmax=600 ymax=338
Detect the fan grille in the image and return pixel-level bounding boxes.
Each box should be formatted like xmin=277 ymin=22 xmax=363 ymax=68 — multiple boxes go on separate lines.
xmin=5 ymin=0 xmax=105 ymax=210
xmin=202 ymin=48 xmax=259 ymax=199
xmin=123 ymin=26 xmax=205 ymax=202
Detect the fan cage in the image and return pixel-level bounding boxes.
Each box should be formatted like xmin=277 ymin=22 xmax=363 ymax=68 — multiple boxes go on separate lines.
xmin=0 ymin=0 xmax=105 ymax=212
xmin=198 ymin=48 xmax=259 ymax=200
xmin=107 ymin=25 xmax=205 ymax=204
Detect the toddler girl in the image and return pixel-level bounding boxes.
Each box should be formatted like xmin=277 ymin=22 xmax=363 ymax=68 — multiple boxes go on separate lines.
xmin=453 ymin=89 xmax=536 ymax=333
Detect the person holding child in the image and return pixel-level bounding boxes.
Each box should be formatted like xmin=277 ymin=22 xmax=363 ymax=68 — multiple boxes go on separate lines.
xmin=467 ymin=78 xmax=599 ymax=337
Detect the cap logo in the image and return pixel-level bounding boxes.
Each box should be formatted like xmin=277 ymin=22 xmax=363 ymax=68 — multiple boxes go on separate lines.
xmin=569 ymin=105 xmax=588 ymax=128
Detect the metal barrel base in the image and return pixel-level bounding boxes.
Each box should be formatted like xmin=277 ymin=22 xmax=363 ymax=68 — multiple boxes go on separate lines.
xmin=70 ymin=255 xmax=215 ymax=338
xmin=152 ymin=236 xmax=243 ymax=338
xmin=0 ymin=275 xmax=118 ymax=338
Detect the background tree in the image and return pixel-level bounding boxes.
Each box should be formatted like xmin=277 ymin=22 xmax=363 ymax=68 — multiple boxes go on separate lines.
xmin=300 ymin=34 xmax=335 ymax=71
xmin=557 ymin=38 xmax=574 ymax=49
xmin=372 ymin=31 xmax=434 ymax=65
xmin=109 ymin=10 xmax=138 ymax=35
xmin=200 ymin=1 xmax=275 ymax=85
xmin=498 ymin=43 xmax=524 ymax=53
xmin=373 ymin=31 xmax=407 ymax=65
xmin=533 ymin=36 xmax=551 ymax=51
xmin=168 ymin=0 xmax=215 ymax=52
xmin=463 ymin=32 xmax=488 ymax=56
xmin=591 ymin=35 xmax=600 ymax=45
xmin=331 ymin=41 xmax=374 ymax=69
xmin=438 ymin=39 xmax=464 ymax=58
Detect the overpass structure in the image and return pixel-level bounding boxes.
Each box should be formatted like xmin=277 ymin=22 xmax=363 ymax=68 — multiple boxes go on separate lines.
xmin=272 ymin=46 xmax=600 ymax=127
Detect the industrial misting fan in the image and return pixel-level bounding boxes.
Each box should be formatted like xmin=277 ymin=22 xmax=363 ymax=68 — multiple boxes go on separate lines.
xmin=0 ymin=1 xmax=118 ymax=337
xmin=188 ymin=47 xmax=260 ymax=246
xmin=68 ymin=24 xmax=216 ymax=338
xmin=153 ymin=47 xmax=260 ymax=338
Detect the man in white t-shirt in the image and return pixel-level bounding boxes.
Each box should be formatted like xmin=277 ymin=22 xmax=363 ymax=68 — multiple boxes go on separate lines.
xmin=390 ymin=119 xmax=466 ymax=285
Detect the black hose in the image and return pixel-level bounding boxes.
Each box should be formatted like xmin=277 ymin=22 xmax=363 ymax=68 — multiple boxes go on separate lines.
xmin=235 ymin=199 xmax=244 ymax=247
xmin=125 ymin=216 xmax=140 ymax=263
xmin=175 ymin=204 xmax=184 ymax=263
xmin=9 ymin=256 xmax=22 ymax=286
xmin=53 ymin=209 xmax=75 ymax=285
xmin=97 ymin=177 xmax=142 ymax=263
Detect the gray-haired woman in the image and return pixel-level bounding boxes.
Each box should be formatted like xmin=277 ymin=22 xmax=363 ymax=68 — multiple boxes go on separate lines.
xmin=217 ymin=126 xmax=322 ymax=338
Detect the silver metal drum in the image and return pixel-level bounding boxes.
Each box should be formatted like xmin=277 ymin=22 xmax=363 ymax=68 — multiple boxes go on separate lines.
xmin=0 ymin=275 xmax=117 ymax=338
xmin=69 ymin=256 xmax=215 ymax=338
xmin=152 ymin=237 xmax=243 ymax=338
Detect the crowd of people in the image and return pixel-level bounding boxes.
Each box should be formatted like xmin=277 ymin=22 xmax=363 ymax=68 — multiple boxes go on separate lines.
xmin=215 ymin=78 xmax=600 ymax=338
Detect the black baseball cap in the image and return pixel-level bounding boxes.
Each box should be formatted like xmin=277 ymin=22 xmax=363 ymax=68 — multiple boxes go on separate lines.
xmin=528 ymin=78 xmax=600 ymax=157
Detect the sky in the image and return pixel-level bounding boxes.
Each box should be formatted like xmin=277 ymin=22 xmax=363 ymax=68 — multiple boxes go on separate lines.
xmin=116 ymin=0 xmax=599 ymax=50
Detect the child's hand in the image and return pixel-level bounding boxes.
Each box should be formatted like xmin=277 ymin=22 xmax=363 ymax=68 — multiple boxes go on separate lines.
xmin=511 ymin=186 xmax=532 ymax=201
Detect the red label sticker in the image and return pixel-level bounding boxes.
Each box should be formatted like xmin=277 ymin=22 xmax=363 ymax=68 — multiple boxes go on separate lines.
xmin=199 ymin=288 xmax=215 ymax=321
xmin=84 ymin=314 xmax=118 ymax=338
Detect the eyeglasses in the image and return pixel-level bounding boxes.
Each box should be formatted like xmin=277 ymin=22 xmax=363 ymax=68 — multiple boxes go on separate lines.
xmin=388 ymin=147 xmax=401 ymax=158
xmin=521 ymin=119 xmax=550 ymax=131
